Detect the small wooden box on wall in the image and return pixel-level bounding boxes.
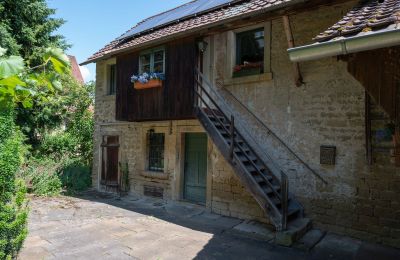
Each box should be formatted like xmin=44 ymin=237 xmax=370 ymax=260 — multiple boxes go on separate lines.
xmin=320 ymin=145 xmax=336 ymax=165
xmin=392 ymin=127 xmax=400 ymax=167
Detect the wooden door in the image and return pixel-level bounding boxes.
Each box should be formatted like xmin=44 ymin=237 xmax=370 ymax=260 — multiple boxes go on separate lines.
xmin=101 ymin=136 xmax=119 ymax=185
xmin=184 ymin=133 xmax=207 ymax=204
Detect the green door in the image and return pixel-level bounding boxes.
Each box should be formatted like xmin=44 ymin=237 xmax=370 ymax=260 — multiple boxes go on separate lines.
xmin=184 ymin=133 xmax=207 ymax=204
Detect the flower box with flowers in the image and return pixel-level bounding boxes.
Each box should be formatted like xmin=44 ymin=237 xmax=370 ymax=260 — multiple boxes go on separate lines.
xmin=131 ymin=72 xmax=165 ymax=90
xmin=233 ymin=62 xmax=263 ymax=78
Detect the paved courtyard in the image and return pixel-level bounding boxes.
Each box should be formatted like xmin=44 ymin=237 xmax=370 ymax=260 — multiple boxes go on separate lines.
xmin=18 ymin=191 xmax=400 ymax=260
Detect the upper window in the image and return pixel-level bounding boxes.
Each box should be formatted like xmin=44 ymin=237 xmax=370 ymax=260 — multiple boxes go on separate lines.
xmin=148 ymin=133 xmax=165 ymax=172
xmin=234 ymin=27 xmax=265 ymax=77
xmin=108 ymin=64 xmax=116 ymax=95
xmin=139 ymin=48 xmax=165 ymax=74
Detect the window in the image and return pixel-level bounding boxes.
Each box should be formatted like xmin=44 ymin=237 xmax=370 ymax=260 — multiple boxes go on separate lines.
xmin=234 ymin=27 xmax=265 ymax=77
xmin=148 ymin=133 xmax=165 ymax=171
xmin=108 ymin=64 xmax=116 ymax=95
xmin=139 ymin=48 xmax=165 ymax=74
xmin=101 ymin=136 xmax=119 ymax=185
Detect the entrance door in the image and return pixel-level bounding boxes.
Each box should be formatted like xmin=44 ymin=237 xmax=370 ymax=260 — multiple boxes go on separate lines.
xmin=101 ymin=136 xmax=119 ymax=185
xmin=184 ymin=133 xmax=207 ymax=204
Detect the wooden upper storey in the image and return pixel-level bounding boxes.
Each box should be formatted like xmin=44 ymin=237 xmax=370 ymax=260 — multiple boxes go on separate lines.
xmin=115 ymin=37 xmax=196 ymax=122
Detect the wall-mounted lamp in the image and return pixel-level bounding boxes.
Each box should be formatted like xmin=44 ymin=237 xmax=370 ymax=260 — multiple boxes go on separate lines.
xmin=197 ymin=40 xmax=208 ymax=53
xmin=147 ymin=128 xmax=155 ymax=138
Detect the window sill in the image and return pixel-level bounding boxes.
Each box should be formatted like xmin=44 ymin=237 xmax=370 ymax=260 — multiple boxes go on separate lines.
xmin=223 ymin=72 xmax=273 ymax=86
xmin=140 ymin=170 xmax=169 ymax=180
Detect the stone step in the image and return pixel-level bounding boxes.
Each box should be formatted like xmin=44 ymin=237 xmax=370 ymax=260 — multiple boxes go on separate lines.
xmin=275 ymin=218 xmax=312 ymax=247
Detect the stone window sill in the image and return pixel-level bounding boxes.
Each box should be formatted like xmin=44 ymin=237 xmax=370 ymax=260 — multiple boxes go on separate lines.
xmin=140 ymin=170 xmax=169 ymax=180
xmin=223 ymin=72 xmax=273 ymax=86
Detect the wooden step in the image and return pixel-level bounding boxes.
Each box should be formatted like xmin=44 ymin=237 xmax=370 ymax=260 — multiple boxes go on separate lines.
xmin=253 ymin=174 xmax=273 ymax=183
xmin=260 ymin=183 xmax=281 ymax=194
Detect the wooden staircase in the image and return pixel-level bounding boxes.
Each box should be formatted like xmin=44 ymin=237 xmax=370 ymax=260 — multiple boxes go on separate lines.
xmin=194 ymin=69 xmax=310 ymax=241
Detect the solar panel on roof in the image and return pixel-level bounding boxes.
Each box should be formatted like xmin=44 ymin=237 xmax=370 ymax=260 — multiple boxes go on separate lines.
xmin=117 ymin=0 xmax=237 ymax=40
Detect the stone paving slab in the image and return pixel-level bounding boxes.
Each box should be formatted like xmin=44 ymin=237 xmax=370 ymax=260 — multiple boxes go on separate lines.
xmin=18 ymin=191 xmax=400 ymax=260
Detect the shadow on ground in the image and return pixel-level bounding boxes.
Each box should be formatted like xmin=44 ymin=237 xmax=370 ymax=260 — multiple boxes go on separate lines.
xmin=73 ymin=190 xmax=308 ymax=260
xmin=19 ymin=190 xmax=400 ymax=260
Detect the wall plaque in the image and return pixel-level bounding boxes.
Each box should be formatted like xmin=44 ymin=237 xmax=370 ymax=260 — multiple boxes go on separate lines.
xmin=320 ymin=145 xmax=336 ymax=165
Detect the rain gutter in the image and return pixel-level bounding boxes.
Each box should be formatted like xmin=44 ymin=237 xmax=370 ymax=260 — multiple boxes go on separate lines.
xmin=288 ymin=27 xmax=400 ymax=62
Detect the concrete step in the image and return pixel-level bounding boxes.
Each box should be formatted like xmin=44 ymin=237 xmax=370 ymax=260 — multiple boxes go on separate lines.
xmin=293 ymin=229 xmax=326 ymax=251
xmin=275 ymin=218 xmax=312 ymax=247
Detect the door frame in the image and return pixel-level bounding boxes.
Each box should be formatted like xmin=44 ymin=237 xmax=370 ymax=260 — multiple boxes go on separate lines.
xmin=174 ymin=128 xmax=212 ymax=209
xmin=182 ymin=133 xmax=208 ymax=204
xmin=98 ymin=129 xmax=122 ymax=191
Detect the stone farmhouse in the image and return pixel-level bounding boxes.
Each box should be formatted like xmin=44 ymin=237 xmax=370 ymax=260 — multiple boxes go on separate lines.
xmin=82 ymin=0 xmax=400 ymax=247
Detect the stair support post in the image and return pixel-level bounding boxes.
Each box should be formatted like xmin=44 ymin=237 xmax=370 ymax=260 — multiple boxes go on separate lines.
xmin=281 ymin=171 xmax=289 ymax=231
xmin=229 ymin=115 xmax=235 ymax=161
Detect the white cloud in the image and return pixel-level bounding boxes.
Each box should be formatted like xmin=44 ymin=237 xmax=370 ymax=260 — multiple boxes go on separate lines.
xmin=79 ymin=65 xmax=91 ymax=82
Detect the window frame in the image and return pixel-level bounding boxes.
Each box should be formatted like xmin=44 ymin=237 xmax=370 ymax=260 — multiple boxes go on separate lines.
xmin=139 ymin=47 xmax=166 ymax=74
xmin=147 ymin=132 xmax=165 ymax=172
xmin=225 ymin=22 xmax=272 ymax=83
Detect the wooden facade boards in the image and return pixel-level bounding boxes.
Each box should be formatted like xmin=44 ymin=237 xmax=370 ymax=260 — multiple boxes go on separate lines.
xmin=116 ymin=38 xmax=196 ymax=122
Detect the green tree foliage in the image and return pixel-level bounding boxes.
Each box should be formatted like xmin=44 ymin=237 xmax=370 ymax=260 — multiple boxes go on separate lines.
xmin=0 ymin=45 xmax=70 ymax=259
xmin=0 ymin=46 xmax=71 ymax=109
xmin=0 ymin=0 xmax=68 ymax=65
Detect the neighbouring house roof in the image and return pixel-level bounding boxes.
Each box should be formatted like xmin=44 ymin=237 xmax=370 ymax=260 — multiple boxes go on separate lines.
xmin=81 ymin=0 xmax=303 ymax=65
xmin=313 ymin=0 xmax=400 ymax=42
xmin=68 ymin=55 xmax=84 ymax=84
xmin=288 ymin=0 xmax=400 ymax=61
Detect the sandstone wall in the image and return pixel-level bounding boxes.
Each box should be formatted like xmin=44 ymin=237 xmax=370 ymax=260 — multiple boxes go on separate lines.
xmin=92 ymin=1 xmax=400 ymax=248
xmin=210 ymin=1 xmax=400 ymax=247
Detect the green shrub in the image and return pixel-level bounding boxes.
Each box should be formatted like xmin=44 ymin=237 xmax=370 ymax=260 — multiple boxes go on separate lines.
xmin=60 ymin=160 xmax=91 ymax=193
xmin=37 ymin=132 xmax=79 ymax=160
xmin=20 ymin=157 xmax=92 ymax=196
xmin=19 ymin=158 xmax=63 ymax=196
xmin=0 ymin=180 xmax=29 ymax=260
xmin=0 ymin=105 xmax=28 ymax=259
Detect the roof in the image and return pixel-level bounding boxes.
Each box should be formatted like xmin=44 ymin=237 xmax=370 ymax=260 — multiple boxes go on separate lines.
xmin=287 ymin=0 xmax=400 ymax=62
xmin=117 ymin=0 xmax=239 ymax=41
xmin=68 ymin=55 xmax=84 ymax=84
xmin=313 ymin=0 xmax=400 ymax=42
xmin=82 ymin=0 xmax=301 ymax=65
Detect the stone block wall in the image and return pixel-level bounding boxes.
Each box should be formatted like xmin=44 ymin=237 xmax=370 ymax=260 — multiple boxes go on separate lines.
xmin=210 ymin=1 xmax=400 ymax=247
xmin=92 ymin=0 xmax=400 ymax=248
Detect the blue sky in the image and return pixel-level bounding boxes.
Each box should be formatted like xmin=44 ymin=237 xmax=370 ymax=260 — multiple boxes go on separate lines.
xmin=47 ymin=0 xmax=189 ymax=82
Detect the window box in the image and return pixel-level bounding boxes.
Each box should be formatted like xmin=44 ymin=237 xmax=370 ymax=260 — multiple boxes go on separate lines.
xmin=134 ymin=79 xmax=163 ymax=90
xmin=233 ymin=66 xmax=262 ymax=78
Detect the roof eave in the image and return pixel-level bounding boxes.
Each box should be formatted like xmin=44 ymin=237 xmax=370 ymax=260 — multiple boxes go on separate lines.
xmin=288 ymin=27 xmax=400 ymax=62
xmin=81 ymin=0 xmax=309 ymax=66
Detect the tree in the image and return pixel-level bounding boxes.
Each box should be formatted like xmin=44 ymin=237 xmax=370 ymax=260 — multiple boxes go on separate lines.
xmin=0 ymin=0 xmax=68 ymax=65
xmin=0 ymin=47 xmax=70 ymax=109
xmin=0 ymin=47 xmax=69 ymax=259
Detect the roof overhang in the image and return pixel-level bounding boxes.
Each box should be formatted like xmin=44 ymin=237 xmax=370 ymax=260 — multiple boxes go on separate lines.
xmin=81 ymin=0 xmax=309 ymax=66
xmin=288 ymin=26 xmax=400 ymax=62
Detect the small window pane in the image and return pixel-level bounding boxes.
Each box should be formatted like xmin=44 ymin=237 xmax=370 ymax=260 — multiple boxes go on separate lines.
xmin=140 ymin=54 xmax=151 ymax=65
xmin=235 ymin=28 xmax=264 ymax=76
xmin=142 ymin=64 xmax=151 ymax=73
xmin=154 ymin=50 xmax=164 ymax=62
xmin=148 ymin=133 xmax=164 ymax=172
xmin=154 ymin=62 xmax=164 ymax=73
xmin=109 ymin=64 xmax=116 ymax=95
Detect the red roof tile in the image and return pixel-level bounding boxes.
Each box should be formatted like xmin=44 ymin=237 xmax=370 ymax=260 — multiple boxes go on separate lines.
xmin=82 ymin=0 xmax=296 ymax=64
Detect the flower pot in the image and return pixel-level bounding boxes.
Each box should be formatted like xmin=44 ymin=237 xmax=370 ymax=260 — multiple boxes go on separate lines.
xmin=233 ymin=67 xmax=261 ymax=78
xmin=134 ymin=79 xmax=163 ymax=90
